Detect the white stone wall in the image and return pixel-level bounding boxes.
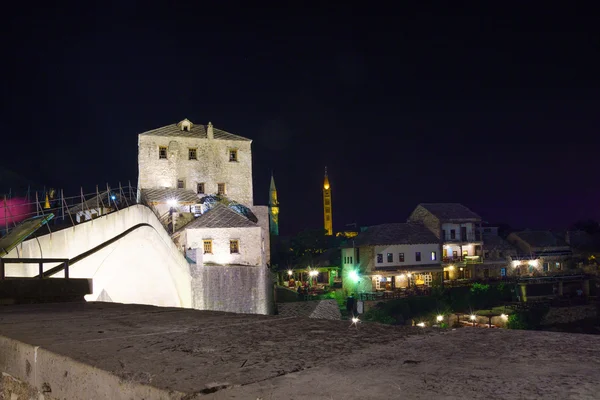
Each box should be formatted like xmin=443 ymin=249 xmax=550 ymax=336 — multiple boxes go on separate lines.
xmin=372 ymin=243 xmax=440 ymax=269
xmin=5 ymin=205 xmax=193 ymax=308
xmin=184 ymin=225 xmax=264 ymax=266
xmin=138 ymin=135 xmax=254 ymax=206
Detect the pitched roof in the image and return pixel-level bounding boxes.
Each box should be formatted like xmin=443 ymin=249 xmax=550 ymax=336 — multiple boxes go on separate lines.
xmin=482 ymin=234 xmax=515 ymax=250
xmin=347 ymin=223 xmax=438 ymax=247
xmin=511 ymin=230 xmax=569 ymax=248
xmin=141 ymin=188 xmax=200 ymax=204
xmin=139 ymin=121 xmax=251 ymax=141
xmin=418 ymin=203 xmax=481 ymax=221
xmin=184 ymin=203 xmax=257 ymax=229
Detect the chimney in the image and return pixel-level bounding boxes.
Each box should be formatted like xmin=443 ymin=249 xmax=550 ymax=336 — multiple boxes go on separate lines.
xmin=207 ymin=122 xmax=214 ymax=139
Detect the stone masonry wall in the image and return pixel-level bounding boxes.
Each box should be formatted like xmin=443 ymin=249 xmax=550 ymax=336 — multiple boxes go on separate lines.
xmin=185 ymin=226 xmax=264 ymax=267
xmin=191 ymin=264 xmax=273 ymax=315
xmin=277 ymin=300 xmax=341 ymax=320
xmin=138 ymin=135 xmax=254 ymax=206
xmin=541 ymin=304 xmax=597 ymax=326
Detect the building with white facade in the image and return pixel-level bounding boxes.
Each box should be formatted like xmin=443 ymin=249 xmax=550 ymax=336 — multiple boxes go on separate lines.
xmin=408 ymin=203 xmax=483 ymax=281
xmin=138 ymin=118 xmax=253 ymax=210
xmin=136 ymin=118 xmax=270 ymax=268
xmin=341 ymin=223 xmax=442 ymax=293
xmin=507 ymin=230 xmax=572 ymax=275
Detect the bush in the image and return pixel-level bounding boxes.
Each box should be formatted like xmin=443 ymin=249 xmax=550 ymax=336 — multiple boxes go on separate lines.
xmin=361 ymin=308 xmax=396 ymax=325
xmin=506 ymin=306 xmax=550 ymax=330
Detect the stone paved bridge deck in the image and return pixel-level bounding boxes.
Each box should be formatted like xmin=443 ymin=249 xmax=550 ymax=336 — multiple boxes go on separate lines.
xmin=0 ymin=302 xmax=599 ymax=399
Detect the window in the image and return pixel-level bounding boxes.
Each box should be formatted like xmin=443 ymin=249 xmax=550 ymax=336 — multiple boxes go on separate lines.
xmin=555 ymin=262 xmax=561 ymax=270
xmin=498 ymin=251 xmax=504 ymax=258
xmin=350 ymin=256 xmax=353 ymax=264
xmin=325 ymin=207 xmax=331 ymax=213
xmin=387 ymin=253 xmax=393 ymax=262
xmin=415 ymin=252 xmax=421 ymax=262
xmin=460 ymin=227 xmax=467 ymax=240
xmin=159 ymin=146 xmax=167 ymax=159
xmin=377 ymin=254 xmax=383 ymax=263
xmin=543 ymin=262 xmax=549 ymax=272
xmin=325 ymin=215 xmax=330 ymax=221
xmin=500 ymin=268 xmax=506 ymax=277
xmin=218 ymin=183 xmax=226 ymax=195
xmin=230 ymin=240 xmax=239 ymax=254
xmin=450 ymin=230 xmax=456 ymax=239
xmin=203 ymin=240 xmax=212 ymax=254
xmin=423 ymin=273 xmax=432 ymax=286
xmin=399 ymin=253 xmax=405 ymax=262
xmin=177 ymin=179 xmax=185 ymax=189
xmin=325 ymin=199 xmax=330 ymax=206
xmin=484 ymin=251 xmax=490 ymax=259
xmin=197 ymin=183 xmax=205 ymax=194
xmin=431 ymin=251 xmax=437 ymax=261
xmin=229 ymin=149 xmax=238 ymax=162
xmin=356 ymin=248 xmax=360 ymax=263
xmin=442 ymin=230 xmax=446 ymax=239
xmin=188 ymin=148 xmax=197 ymax=160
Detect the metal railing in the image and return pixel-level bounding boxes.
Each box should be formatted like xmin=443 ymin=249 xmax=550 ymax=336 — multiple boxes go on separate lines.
xmin=443 ymin=233 xmax=481 ymax=242
xmin=443 ymin=255 xmax=483 ymax=264
xmin=0 ymin=182 xmax=139 ymax=236
xmin=0 ymin=258 xmax=70 ymax=279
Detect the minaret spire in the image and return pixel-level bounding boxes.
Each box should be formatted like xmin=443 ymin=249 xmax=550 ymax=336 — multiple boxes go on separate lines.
xmin=323 ymin=166 xmax=332 ymax=235
xmin=269 ymin=171 xmax=279 ymax=236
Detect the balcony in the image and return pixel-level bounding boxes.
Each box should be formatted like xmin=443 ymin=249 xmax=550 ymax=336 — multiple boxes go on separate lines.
xmin=443 ymin=255 xmax=483 ymax=265
xmin=443 ymin=233 xmax=481 ymax=243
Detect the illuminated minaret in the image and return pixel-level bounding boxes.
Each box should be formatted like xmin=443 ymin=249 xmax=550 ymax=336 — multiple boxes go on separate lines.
xmin=268 ymin=172 xmax=279 ymax=236
xmin=323 ymin=167 xmax=333 ymax=236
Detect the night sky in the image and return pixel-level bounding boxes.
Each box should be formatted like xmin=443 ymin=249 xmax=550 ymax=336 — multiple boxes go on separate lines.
xmin=3 ymin=3 xmax=599 ymax=235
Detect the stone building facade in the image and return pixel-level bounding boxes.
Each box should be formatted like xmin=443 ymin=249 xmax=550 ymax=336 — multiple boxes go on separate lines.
xmin=137 ymin=119 xmax=253 ymax=206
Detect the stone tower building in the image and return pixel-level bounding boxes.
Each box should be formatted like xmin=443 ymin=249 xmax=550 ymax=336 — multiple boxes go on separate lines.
xmin=137 ymin=118 xmax=253 ymax=206
xmin=268 ymin=173 xmax=279 ymax=236
xmin=323 ymin=167 xmax=333 ymax=235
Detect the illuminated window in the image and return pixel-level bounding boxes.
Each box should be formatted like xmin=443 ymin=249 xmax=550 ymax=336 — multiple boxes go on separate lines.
xmin=188 ymin=148 xmax=197 ymax=160
xmin=159 ymin=146 xmax=167 ymax=159
xmin=325 ymin=199 xmax=330 ymax=206
xmin=377 ymin=254 xmax=383 ymax=263
xmin=555 ymin=262 xmax=561 ymax=270
xmin=415 ymin=252 xmax=421 ymax=262
xmin=229 ymin=149 xmax=238 ymax=162
xmin=177 ymin=179 xmax=185 ymax=189
xmin=230 ymin=240 xmax=239 ymax=254
xmin=217 ymin=183 xmax=226 ymax=195
xmin=203 ymin=240 xmax=212 ymax=254
xmin=325 ymin=215 xmax=330 ymax=221
xmin=387 ymin=253 xmax=393 ymax=262
xmin=399 ymin=253 xmax=405 ymax=262
xmin=500 ymin=268 xmax=506 ymax=277
xmin=431 ymin=251 xmax=437 ymax=261
xmin=325 ymin=207 xmax=331 ymax=213
xmin=197 ymin=183 xmax=205 ymax=194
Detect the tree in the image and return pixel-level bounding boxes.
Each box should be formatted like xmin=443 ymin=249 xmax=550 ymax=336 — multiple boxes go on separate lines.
xmin=571 ymin=219 xmax=600 ymax=235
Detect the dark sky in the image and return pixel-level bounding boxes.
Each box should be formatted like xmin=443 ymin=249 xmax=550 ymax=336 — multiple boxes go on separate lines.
xmin=3 ymin=3 xmax=599 ymax=235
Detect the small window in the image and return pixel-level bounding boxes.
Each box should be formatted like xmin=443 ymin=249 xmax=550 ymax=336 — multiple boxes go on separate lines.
xmin=177 ymin=179 xmax=185 ymax=189
xmin=498 ymin=251 xmax=504 ymax=258
xmin=325 ymin=207 xmax=331 ymax=213
xmin=325 ymin=199 xmax=330 ymax=206
xmin=203 ymin=240 xmax=212 ymax=254
xmin=555 ymin=262 xmax=561 ymax=270
xmin=217 ymin=183 xmax=226 ymax=195
xmin=431 ymin=251 xmax=437 ymax=261
xmin=229 ymin=149 xmax=238 ymax=162
xmin=183 ymin=125 xmax=189 ymax=132
xmin=387 ymin=253 xmax=393 ymax=262
xmin=189 ymin=148 xmax=197 ymax=160
xmin=197 ymin=183 xmax=205 ymax=194
xmin=500 ymin=268 xmax=506 ymax=277
xmin=356 ymin=248 xmax=360 ymax=263
xmin=159 ymin=146 xmax=167 ymax=159
xmin=543 ymin=262 xmax=549 ymax=272
xmin=325 ymin=215 xmax=330 ymax=221
xmin=230 ymin=240 xmax=239 ymax=254
xmin=377 ymin=254 xmax=383 ymax=263
xmin=399 ymin=253 xmax=405 ymax=262
xmin=415 ymin=252 xmax=421 ymax=262
xmin=450 ymin=230 xmax=456 ymax=239
xmin=350 ymin=256 xmax=353 ymax=264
